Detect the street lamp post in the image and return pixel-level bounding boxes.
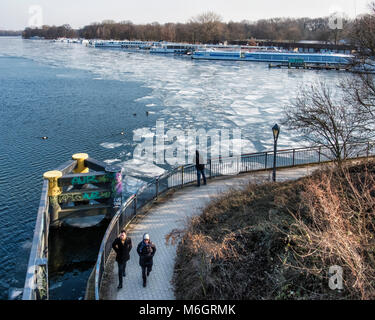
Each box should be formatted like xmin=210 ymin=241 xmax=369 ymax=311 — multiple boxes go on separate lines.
xmin=272 ymin=124 xmax=280 ymax=182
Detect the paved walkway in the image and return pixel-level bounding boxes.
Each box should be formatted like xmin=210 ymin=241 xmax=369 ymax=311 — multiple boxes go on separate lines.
xmin=104 ymin=166 xmax=319 ymax=300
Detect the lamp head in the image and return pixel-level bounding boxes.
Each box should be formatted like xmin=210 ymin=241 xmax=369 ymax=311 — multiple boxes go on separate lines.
xmin=272 ymin=124 xmax=280 ymax=141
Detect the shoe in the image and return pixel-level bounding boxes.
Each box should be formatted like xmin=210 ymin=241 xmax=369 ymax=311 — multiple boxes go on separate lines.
xmin=147 ymin=271 xmax=150 ymax=277
xmin=143 ymin=281 xmax=146 ymax=287
xmin=117 ymin=284 xmax=122 ymax=289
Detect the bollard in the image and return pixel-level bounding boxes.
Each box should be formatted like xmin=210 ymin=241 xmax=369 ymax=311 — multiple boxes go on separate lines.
xmin=72 ymin=153 xmax=89 ymax=173
xmin=43 ymin=170 xmax=62 ymax=226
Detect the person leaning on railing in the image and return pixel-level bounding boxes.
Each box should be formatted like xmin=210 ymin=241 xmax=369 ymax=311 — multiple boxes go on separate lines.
xmin=112 ymin=229 xmax=132 ymax=289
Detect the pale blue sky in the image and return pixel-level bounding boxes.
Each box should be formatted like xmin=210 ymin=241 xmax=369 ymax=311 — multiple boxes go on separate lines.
xmin=0 ymin=0 xmax=372 ymax=30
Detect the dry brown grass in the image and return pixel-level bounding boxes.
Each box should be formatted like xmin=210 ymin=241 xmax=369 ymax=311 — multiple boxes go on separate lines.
xmin=168 ymin=161 xmax=375 ymax=300
xmin=287 ymin=163 xmax=375 ymax=299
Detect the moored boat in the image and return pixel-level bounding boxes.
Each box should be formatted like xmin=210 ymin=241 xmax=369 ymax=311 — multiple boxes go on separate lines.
xmin=192 ymin=49 xmax=353 ymax=65
xmin=150 ymin=43 xmax=195 ymax=54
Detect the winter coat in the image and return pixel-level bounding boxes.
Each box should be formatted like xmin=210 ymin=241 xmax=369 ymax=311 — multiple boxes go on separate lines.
xmin=112 ymin=237 xmax=132 ymax=263
xmin=137 ymin=240 xmax=156 ymax=267
xmin=194 ymin=151 xmax=205 ymax=171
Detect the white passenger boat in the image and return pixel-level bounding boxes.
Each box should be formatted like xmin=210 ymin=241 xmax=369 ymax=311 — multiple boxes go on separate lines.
xmin=192 ymin=49 xmax=354 ymax=64
xmin=150 ymin=43 xmax=195 ymax=54
xmin=94 ymin=40 xmax=124 ymax=48
xmin=94 ymin=40 xmax=153 ymax=50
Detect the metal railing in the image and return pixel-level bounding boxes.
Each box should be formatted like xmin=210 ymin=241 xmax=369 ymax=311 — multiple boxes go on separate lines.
xmin=93 ymin=140 xmax=375 ymax=299
xmin=22 ymin=179 xmax=50 ymax=300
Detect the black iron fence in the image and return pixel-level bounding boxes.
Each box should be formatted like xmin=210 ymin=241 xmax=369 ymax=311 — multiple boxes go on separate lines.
xmin=93 ymin=140 xmax=375 ymax=299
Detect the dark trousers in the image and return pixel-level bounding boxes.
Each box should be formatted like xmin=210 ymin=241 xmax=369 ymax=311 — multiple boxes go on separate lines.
xmin=142 ymin=265 xmax=152 ymax=282
xmin=197 ymin=169 xmax=206 ymax=186
xmin=117 ymin=261 xmax=127 ymax=285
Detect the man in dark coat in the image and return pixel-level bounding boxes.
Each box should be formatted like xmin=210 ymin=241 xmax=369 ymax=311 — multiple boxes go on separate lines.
xmin=112 ymin=229 xmax=132 ymax=289
xmin=194 ymin=150 xmax=207 ymax=187
xmin=137 ymin=233 xmax=156 ymax=287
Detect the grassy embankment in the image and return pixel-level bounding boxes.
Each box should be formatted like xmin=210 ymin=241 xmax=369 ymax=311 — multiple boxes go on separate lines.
xmin=168 ymin=160 xmax=375 ymax=300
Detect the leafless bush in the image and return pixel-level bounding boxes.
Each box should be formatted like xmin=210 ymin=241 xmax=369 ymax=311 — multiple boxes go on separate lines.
xmin=287 ymin=164 xmax=375 ymax=299
xmin=171 ymin=161 xmax=375 ymax=300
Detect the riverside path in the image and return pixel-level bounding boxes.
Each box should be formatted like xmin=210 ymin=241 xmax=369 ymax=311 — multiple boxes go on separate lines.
xmin=101 ymin=165 xmax=319 ymax=300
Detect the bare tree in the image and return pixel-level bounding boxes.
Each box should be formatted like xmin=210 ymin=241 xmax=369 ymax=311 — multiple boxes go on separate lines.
xmin=341 ymin=75 xmax=375 ymax=117
xmin=343 ymin=2 xmax=375 ymax=131
xmin=22 ymin=11 xmax=356 ymax=43
xmin=284 ymin=3 xmax=375 ymax=164
xmin=350 ymin=2 xmax=375 ymax=61
xmin=283 ymin=80 xmax=372 ymax=162
xmin=189 ymin=11 xmax=224 ymax=43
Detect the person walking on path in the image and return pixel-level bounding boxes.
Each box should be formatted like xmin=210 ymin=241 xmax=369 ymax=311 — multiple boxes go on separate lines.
xmin=112 ymin=229 xmax=132 ymax=289
xmin=137 ymin=233 xmax=156 ymax=288
xmin=194 ymin=150 xmax=207 ymax=187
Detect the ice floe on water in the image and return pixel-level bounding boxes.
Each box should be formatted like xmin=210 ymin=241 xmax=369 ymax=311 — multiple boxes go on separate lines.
xmin=135 ymin=95 xmax=154 ymax=102
xmin=2 ymin=38 xmax=347 ymax=161
xmin=8 ymin=288 xmax=23 ymax=300
xmin=133 ymin=127 xmax=155 ymax=138
xmin=100 ymin=142 xmax=123 ymax=149
xmin=208 ymin=138 xmax=256 ymax=158
xmin=119 ymin=158 xmax=165 ymax=178
xmin=103 ymin=159 xmax=122 ymax=164
xmin=21 ymin=240 xmax=32 ymax=250
xmin=123 ymin=176 xmax=147 ymax=194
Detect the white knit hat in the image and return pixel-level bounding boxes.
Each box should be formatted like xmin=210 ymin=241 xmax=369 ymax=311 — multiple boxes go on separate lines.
xmin=143 ymin=233 xmax=150 ymax=240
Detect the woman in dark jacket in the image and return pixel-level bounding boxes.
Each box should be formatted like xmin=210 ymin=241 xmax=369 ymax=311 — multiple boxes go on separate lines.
xmin=137 ymin=233 xmax=156 ymax=287
xmin=112 ymin=229 xmax=132 ymax=289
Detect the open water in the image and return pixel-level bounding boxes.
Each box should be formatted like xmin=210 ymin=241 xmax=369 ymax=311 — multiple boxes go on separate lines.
xmin=0 ymin=37 xmax=348 ymax=299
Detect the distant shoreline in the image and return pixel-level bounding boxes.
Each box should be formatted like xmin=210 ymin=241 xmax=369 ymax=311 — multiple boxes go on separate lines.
xmin=0 ymin=33 xmax=22 ymax=37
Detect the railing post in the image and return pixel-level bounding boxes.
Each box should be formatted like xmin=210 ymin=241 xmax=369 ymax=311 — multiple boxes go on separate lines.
xmin=103 ymin=244 xmax=107 ymax=267
xmin=181 ymin=166 xmax=184 ymax=188
xmin=133 ymin=195 xmax=137 ymax=215
xmin=292 ymin=149 xmax=295 ymax=166
xmin=265 ymin=152 xmax=268 ymax=169
xmin=318 ymin=147 xmax=321 ymax=164
xmin=44 ymin=204 xmax=49 ymax=254
xmin=43 ymin=170 xmax=62 ymax=227
xmin=155 ymin=178 xmax=159 ymax=199
xmin=272 ymin=142 xmax=277 ymax=182
xmin=367 ymin=141 xmax=370 ymax=158
xmin=209 ymin=159 xmax=212 ymax=179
